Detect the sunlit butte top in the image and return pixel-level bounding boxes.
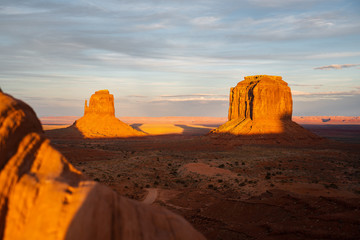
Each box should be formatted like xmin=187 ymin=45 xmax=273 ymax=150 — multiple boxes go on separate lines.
xmin=84 ymin=89 xmax=115 ymax=116
xmin=243 ymin=75 xmax=286 ymax=85
xmin=229 ymin=75 xmax=292 ymax=121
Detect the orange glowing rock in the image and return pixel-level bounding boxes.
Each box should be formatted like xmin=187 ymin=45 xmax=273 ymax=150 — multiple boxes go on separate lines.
xmin=74 ymin=90 xmax=145 ymax=138
xmin=228 ymin=75 xmax=292 ymax=122
xmin=210 ymin=75 xmax=321 ymax=143
xmin=84 ymin=89 xmax=115 ymax=116
xmin=0 ymin=90 xmax=205 ymax=240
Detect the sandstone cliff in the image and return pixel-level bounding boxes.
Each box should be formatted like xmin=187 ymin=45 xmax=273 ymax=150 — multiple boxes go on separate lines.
xmin=84 ymin=90 xmax=115 ymax=116
xmin=74 ymin=90 xmax=145 ymax=138
xmin=0 ymin=90 xmax=204 ymax=240
xmin=228 ymin=75 xmax=292 ymax=121
xmin=210 ymin=75 xmax=322 ymax=144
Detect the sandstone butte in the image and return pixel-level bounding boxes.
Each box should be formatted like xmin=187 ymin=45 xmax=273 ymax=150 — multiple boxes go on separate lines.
xmin=210 ymin=75 xmax=322 ymax=143
xmin=74 ymin=90 xmax=145 ymax=138
xmin=0 ymin=90 xmax=205 ymax=240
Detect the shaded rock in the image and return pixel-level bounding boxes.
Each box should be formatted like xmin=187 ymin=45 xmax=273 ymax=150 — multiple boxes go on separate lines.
xmin=0 ymin=91 xmax=205 ymax=240
xmin=210 ymin=75 xmax=322 ymax=144
xmin=74 ymin=90 xmax=145 ymax=138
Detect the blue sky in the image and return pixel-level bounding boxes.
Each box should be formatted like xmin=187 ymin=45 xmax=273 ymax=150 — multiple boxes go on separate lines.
xmin=1 ymin=0 xmax=359 ymax=117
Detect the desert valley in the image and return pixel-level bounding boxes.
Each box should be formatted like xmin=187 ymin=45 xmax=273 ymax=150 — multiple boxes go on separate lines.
xmin=2 ymin=1 xmax=360 ymax=239
xmin=45 ymin=122 xmax=360 ymax=239
xmin=1 ymin=75 xmax=359 ymax=240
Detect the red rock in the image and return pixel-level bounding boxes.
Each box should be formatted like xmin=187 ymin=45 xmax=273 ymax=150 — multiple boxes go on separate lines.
xmin=210 ymin=75 xmax=322 ymax=144
xmin=84 ymin=90 xmax=115 ymax=116
xmin=74 ymin=90 xmax=145 ymax=138
xmin=228 ymin=75 xmax=292 ymax=121
xmin=0 ymin=90 xmax=205 ymax=240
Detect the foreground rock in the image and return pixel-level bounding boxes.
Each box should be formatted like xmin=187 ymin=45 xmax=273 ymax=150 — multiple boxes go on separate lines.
xmin=210 ymin=75 xmax=322 ymax=144
xmin=74 ymin=90 xmax=145 ymax=138
xmin=0 ymin=90 xmax=204 ymax=240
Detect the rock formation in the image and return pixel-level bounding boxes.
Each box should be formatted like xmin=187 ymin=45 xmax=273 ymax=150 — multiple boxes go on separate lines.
xmin=74 ymin=90 xmax=145 ymax=138
xmin=210 ymin=75 xmax=321 ymax=144
xmin=227 ymin=75 xmax=292 ymax=122
xmin=84 ymin=90 xmax=115 ymax=116
xmin=0 ymin=90 xmax=204 ymax=240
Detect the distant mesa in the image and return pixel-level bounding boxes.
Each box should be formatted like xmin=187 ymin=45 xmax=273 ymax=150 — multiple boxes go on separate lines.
xmin=209 ymin=75 xmax=322 ymax=144
xmin=0 ymin=91 xmax=204 ymax=239
xmin=73 ymin=90 xmax=145 ymax=138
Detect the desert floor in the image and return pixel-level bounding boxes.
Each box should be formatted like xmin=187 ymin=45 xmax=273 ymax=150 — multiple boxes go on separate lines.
xmin=45 ymin=121 xmax=360 ymax=240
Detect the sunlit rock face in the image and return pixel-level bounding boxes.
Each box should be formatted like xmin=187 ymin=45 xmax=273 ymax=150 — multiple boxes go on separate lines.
xmin=228 ymin=75 xmax=292 ymax=121
xmin=84 ymin=90 xmax=115 ymax=116
xmin=210 ymin=75 xmax=321 ymax=143
xmin=74 ymin=90 xmax=145 ymax=138
xmin=0 ymin=91 xmax=205 ymax=240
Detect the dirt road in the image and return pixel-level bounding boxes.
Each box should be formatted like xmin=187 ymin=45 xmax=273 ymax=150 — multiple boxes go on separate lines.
xmin=143 ymin=188 xmax=158 ymax=204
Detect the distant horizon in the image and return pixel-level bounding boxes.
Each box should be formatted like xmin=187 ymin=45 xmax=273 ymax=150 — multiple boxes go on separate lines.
xmin=3 ymin=87 xmax=359 ymax=118
xmin=1 ymin=0 xmax=359 ymax=117
xmin=39 ymin=115 xmax=360 ymax=118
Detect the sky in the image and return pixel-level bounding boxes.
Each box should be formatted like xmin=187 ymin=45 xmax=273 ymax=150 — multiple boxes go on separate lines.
xmin=1 ymin=0 xmax=359 ymax=117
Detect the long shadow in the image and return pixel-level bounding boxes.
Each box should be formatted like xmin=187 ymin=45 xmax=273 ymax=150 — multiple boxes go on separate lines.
xmin=45 ymin=123 xmax=149 ymax=140
xmin=206 ymin=113 xmax=329 ymax=147
xmin=45 ymin=124 xmax=85 ymax=139
xmin=43 ymin=117 xmax=343 ymax=147
xmin=175 ymin=124 xmax=214 ymax=136
xmin=301 ymin=124 xmax=360 ymax=144
xmin=64 ymin=184 xmax=201 ymax=239
xmin=130 ymin=123 xmax=146 ymax=133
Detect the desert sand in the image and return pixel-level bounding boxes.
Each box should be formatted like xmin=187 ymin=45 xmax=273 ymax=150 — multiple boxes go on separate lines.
xmin=2 ymin=75 xmax=360 ymax=240
xmin=43 ymin=77 xmax=360 ymax=240
xmin=0 ymin=90 xmax=204 ymax=239
xmin=45 ymin=126 xmax=360 ymax=240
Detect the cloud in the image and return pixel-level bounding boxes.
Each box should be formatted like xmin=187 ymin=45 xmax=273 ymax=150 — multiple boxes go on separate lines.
xmin=160 ymin=94 xmax=227 ymax=98
xmin=190 ymin=16 xmax=220 ymax=27
xmin=1 ymin=0 xmax=360 ymax=117
xmin=23 ymin=96 xmax=82 ymax=102
xmin=126 ymin=95 xmax=149 ymax=99
xmin=292 ymin=89 xmax=360 ymax=99
xmin=0 ymin=6 xmax=49 ymax=15
xmin=153 ymin=94 xmax=228 ymax=102
xmin=290 ymin=84 xmax=323 ymax=87
xmin=293 ymin=94 xmax=360 ymax=116
xmin=135 ymin=23 xmax=167 ymax=30
xmin=314 ymin=64 xmax=360 ymax=70
xmin=306 ymin=52 xmax=360 ymax=59
xmin=248 ymin=0 xmax=323 ymax=8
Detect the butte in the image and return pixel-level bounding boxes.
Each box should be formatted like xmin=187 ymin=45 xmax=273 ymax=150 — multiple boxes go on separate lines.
xmin=73 ymin=90 xmax=145 ymax=138
xmin=0 ymin=89 xmax=204 ymax=239
xmin=209 ymin=75 xmax=322 ymax=144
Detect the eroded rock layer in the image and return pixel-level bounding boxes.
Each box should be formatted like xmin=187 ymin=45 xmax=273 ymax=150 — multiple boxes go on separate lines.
xmin=210 ymin=75 xmax=321 ymax=144
xmin=228 ymin=75 xmax=292 ymax=121
xmin=0 ymin=90 xmax=204 ymax=240
xmin=74 ymin=90 xmax=145 ymax=138
xmin=84 ymin=90 xmax=115 ymax=116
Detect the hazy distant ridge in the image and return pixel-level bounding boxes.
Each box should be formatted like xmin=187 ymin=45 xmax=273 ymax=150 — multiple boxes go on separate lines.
xmin=40 ymin=116 xmax=360 ymax=125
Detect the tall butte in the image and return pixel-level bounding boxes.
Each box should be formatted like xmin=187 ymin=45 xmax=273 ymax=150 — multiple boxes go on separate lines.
xmin=0 ymin=89 xmax=204 ymax=240
xmin=74 ymin=90 xmax=145 ymax=138
xmin=210 ymin=75 xmax=321 ymax=144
